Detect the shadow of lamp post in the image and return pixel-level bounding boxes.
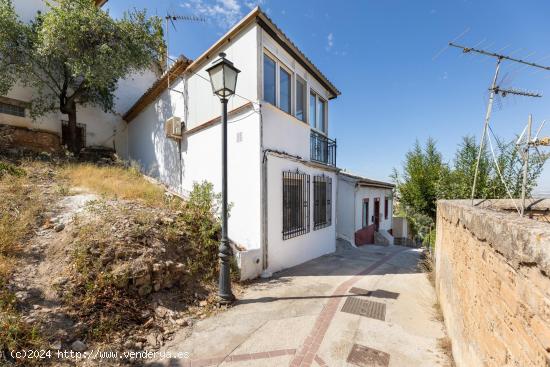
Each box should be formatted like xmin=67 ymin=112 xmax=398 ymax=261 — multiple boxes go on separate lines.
xmin=206 ymin=52 xmax=240 ymax=304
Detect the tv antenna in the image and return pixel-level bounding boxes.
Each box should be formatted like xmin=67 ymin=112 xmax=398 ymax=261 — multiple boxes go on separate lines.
xmin=164 ymin=13 xmax=205 ymax=87
xmin=449 ymin=42 xmax=550 ymax=205
xmin=516 ymin=115 xmax=550 ymax=215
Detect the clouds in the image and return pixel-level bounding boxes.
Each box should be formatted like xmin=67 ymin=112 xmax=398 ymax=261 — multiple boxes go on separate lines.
xmin=181 ymin=0 xmax=264 ymax=29
xmin=326 ymin=32 xmax=334 ymax=51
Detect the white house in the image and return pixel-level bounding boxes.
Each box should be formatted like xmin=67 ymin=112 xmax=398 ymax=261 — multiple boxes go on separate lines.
xmin=0 ymin=0 xmax=156 ymax=156
xmin=336 ymin=172 xmax=394 ymax=246
xmin=123 ymin=7 xmax=343 ymax=279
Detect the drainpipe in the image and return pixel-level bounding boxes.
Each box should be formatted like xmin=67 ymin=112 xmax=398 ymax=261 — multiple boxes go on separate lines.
xmin=259 ymin=106 xmax=271 ymax=278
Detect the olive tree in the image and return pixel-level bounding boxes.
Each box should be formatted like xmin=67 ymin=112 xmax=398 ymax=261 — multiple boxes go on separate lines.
xmin=0 ymin=0 xmax=164 ymax=153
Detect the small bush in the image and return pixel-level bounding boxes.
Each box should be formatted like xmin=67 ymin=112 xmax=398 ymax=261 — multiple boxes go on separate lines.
xmin=0 ymin=162 xmax=25 ymax=179
xmin=176 ymin=182 xmax=222 ymax=281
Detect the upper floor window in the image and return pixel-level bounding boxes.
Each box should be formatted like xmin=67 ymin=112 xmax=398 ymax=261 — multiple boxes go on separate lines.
xmin=0 ymin=102 xmax=25 ymax=117
xmin=263 ymin=54 xmax=276 ymax=105
xmin=309 ymin=91 xmax=326 ymax=133
xmin=296 ymin=77 xmax=306 ymax=122
xmin=279 ymin=66 xmax=291 ymax=114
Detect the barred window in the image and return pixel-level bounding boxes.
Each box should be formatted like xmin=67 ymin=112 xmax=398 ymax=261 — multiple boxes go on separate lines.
xmin=0 ymin=102 xmax=25 ymax=117
xmin=313 ymin=175 xmax=332 ymax=230
xmin=283 ymin=171 xmax=310 ymax=240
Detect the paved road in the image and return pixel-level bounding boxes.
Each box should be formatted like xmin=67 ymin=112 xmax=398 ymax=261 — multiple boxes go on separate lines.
xmin=147 ymin=245 xmax=451 ymax=367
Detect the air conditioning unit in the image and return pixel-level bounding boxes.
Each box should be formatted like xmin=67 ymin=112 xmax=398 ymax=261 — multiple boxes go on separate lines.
xmin=165 ymin=116 xmax=184 ymax=139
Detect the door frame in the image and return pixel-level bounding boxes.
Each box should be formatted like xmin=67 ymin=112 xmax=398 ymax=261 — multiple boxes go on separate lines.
xmin=373 ymin=197 xmax=380 ymax=231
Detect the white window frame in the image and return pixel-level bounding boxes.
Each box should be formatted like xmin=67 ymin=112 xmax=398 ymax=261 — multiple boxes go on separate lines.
xmin=309 ymin=89 xmax=328 ymax=135
xmin=279 ymin=63 xmax=293 ymax=115
xmin=295 ymin=75 xmax=307 ymax=123
xmin=262 ymin=50 xmax=294 ymax=115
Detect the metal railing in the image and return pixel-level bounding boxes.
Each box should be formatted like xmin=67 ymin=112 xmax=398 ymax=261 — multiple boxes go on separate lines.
xmin=310 ymin=130 xmax=336 ymax=166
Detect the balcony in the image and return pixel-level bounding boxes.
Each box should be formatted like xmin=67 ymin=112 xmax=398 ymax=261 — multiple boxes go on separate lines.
xmin=310 ymin=130 xmax=336 ymax=167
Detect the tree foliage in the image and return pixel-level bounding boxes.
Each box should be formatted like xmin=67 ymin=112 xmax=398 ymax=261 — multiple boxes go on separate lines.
xmin=0 ymin=0 xmax=164 ymax=152
xmin=393 ymin=136 xmax=547 ymax=240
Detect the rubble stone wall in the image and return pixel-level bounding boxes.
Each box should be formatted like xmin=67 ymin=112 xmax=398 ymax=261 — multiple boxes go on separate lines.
xmin=0 ymin=123 xmax=61 ymax=153
xmin=435 ymin=200 xmax=550 ymax=367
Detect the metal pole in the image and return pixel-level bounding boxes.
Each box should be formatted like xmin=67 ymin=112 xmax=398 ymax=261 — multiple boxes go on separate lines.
xmin=471 ymin=58 xmax=502 ymax=205
xmin=520 ymin=114 xmax=532 ymax=216
xmin=218 ymin=98 xmax=234 ymax=303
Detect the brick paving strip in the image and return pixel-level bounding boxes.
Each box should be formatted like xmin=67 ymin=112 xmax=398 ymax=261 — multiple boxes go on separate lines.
xmin=179 ymin=348 xmax=297 ymax=367
xmin=289 ymin=248 xmax=408 ymax=367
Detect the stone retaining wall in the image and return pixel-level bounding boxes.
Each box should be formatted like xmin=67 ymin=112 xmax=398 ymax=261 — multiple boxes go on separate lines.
xmin=435 ymin=199 xmax=550 ymax=367
xmin=0 ymin=123 xmax=61 ymax=153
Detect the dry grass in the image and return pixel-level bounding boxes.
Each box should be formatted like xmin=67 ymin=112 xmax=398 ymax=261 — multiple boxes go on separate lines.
xmin=438 ymin=337 xmax=455 ymax=366
xmin=60 ymin=163 xmax=167 ymax=207
xmin=0 ymin=160 xmax=48 ymax=362
xmin=418 ymin=250 xmax=435 ymax=285
xmin=0 ymin=176 xmax=44 ymax=257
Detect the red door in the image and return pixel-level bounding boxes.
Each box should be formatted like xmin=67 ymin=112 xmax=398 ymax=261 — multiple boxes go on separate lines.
xmin=374 ymin=198 xmax=380 ymax=231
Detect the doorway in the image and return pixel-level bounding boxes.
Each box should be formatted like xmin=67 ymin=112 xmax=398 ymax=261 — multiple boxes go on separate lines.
xmin=374 ymin=198 xmax=380 ymax=231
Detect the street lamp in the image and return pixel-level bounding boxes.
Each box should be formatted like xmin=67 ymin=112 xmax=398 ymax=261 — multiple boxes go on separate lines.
xmin=206 ymin=52 xmax=240 ymax=304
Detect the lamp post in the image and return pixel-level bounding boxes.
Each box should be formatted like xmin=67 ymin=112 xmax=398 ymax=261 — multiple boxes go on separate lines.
xmin=206 ymin=52 xmax=240 ymax=304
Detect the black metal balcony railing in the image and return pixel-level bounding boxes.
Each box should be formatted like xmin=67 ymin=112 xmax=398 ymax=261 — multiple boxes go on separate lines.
xmin=310 ymin=130 xmax=336 ymax=167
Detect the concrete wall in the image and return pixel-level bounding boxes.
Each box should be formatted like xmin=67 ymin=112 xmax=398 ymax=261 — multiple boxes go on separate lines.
xmin=435 ymin=200 xmax=550 ymax=367
xmin=265 ymin=155 xmax=337 ymax=274
xmin=392 ymin=217 xmax=408 ymax=238
xmin=336 ymin=175 xmax=356 ymax=243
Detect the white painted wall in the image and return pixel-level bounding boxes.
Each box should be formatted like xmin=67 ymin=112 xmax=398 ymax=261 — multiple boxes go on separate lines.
xmin=355 ymin=186 xmax=393 ymax=232
xmin=336 ymin=175 xmax=356 ymax=243
xmin=3 ymin=0 xmax=158 ymax=158
xmin=12 ymin=0 xmax=47 ymax=23
xmin=262 ymin=103 xmax=311 ymax=160
xmin=183 ymin=23 xmax=259 ymax=130
xmin=126 ymin=75 xmax=262 ymax=251
xmin=3 ymin=85 xmax=124 ymax=149
xmin=265 ymin=155 xmax=337 ymax=274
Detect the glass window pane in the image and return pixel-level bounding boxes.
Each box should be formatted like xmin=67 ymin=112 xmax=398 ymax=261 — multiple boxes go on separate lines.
xmin=279 ymin=67 xmax=291 ymax=114
xmin=296 ymin=77 xmax=306 ymax=122
xmin=263 ymin=55 xmax=276 ymax=105
xmin=317 ymin=98 xmax=326 ymax=132
xmin=309 ymin=92 xmax=316 ymax=128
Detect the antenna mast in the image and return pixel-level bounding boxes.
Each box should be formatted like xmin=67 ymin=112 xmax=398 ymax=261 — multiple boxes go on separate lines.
xmin=449 ymin=42 xmax=550 ymax=205
xmin=164 ymin=14 xmax=205 ymax=88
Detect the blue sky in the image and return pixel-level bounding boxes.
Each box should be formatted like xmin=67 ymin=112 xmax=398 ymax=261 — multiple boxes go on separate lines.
xmin=105 ymin=0 xmax=550 ymax=192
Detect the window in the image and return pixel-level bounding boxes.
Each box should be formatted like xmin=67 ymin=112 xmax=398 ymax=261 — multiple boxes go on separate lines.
xmin=279 ymin=66 xmax=291 ymax=114
xmin=309 ymin=91 xmax=327 ymax=133
xmin=317 ymin=98 xmax=326 ymax=132
xmin=362 ymin=199 xmax=369 ymax=228
xmin=309 ymin=92 xmax=316 ymax=128
xmin=296 ymin=77 xmax=307 ymax=122
xmin=313 ymin=175 xmax=332 ymax=230
xmin=385 ymin=197 xmax=390 ymax=220
xmin=0 ymin=102 xmax=25 ymax=117
xmin=263 ymin=54 xmax=276 ymax=105
xmin=283 ymin=171 xmax=310 ymax=239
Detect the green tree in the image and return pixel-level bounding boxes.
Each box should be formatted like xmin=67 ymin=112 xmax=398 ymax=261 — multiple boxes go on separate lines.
xmin=438 ymin=136 xmax=491 ymax=200
xmin=392 ymin=138 xmax=445 ymax=221
xmin=0 ymin=0 xmax=164 ymax=153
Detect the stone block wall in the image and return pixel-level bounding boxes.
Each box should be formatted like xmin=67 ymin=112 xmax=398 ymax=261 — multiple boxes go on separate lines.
xmin=0 ymin=123 xmax=61 ymax=153
xmin=435 ymin=199 xmax=550 ymax=367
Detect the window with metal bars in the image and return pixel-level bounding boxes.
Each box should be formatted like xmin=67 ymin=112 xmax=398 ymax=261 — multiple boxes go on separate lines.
xmin=0 ymin=102 xmax=25 ymax=117
xmin=313 ymin=175 xmax=332 ymax=230
xmin=282 ymin=171 xmax=310 ymax=240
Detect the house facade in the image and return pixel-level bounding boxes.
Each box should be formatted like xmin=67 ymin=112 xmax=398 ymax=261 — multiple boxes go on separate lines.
xmin=124 ymin=7 xmax=343 ymax=279
xmin=0 ymin=0 xmax=156 ymax=155
xmin=336 ymin=172 xmax=394 ymax=246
